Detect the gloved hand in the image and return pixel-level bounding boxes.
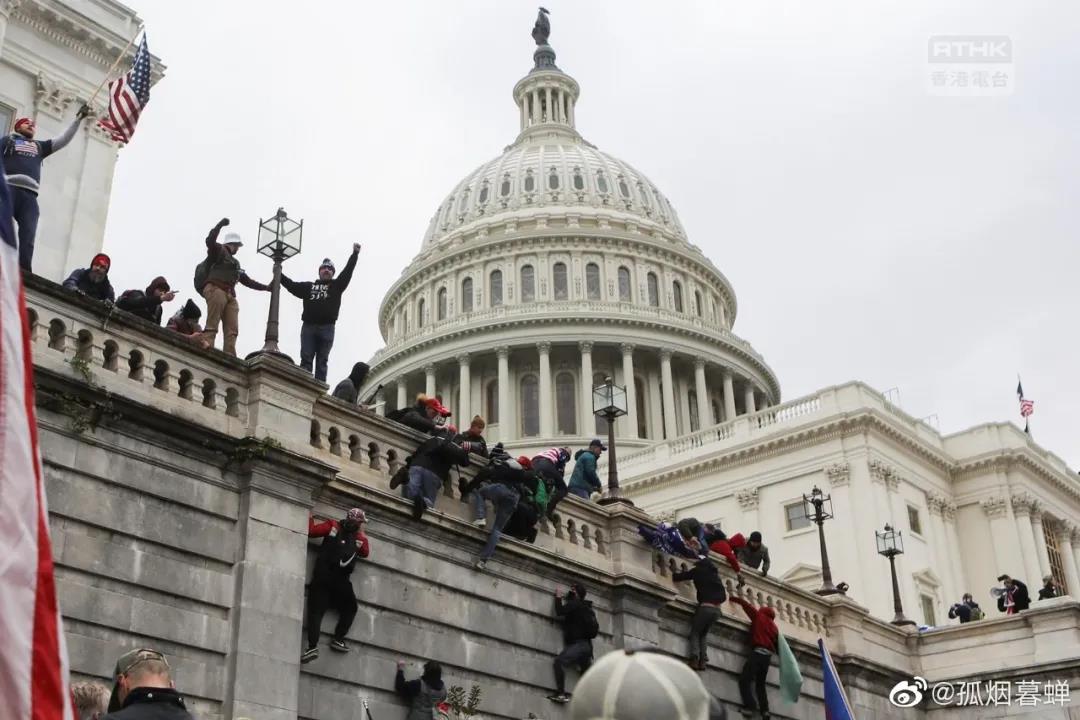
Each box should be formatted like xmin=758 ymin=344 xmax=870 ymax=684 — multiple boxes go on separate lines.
xmin=76 ymin=104 xmax=91 ymax=120
xmin=216 ymin=217 xmax=230 ymax=229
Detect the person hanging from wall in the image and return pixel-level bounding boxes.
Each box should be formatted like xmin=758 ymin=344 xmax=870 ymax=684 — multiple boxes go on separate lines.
xmin=165 ymin=299 xmax=211 ymax=349
xmin=332 ymin=361 xmax=370 ymax=404
xmin=472 ymin=446 xmax=527 ymax=571
xmin=567 ymin=440 xmax=605 ymax=500
xmin=388 ymin=394 xmax=449 ymax=435
xmin=301 ymin=507 xmax=370 ymax=664
xmin=503 ymin=455 xmax=543 ymax=544
xmin=394 ymin=421 xmax=470 ymax=520
xmin=672 ymin=555 xmax=726 ymax=671
xmin=3 ymin=104 xmax=91 ymax=271
xmin=638 ymin=521 xmax=703 ymax=561
xmin=116 ymin=276 xmax=175 ymax=325
xmin=280 ymin=244 xmax=360 ymax=382
xmin=531 ymin=446 xmax=571 ymax=521
xmin=63 ymin=253 xmax=115 ymax=302
xmin=194 ymin=218 xmax=270 ymax=356
xmin=736 ymin=531 xmax=771 ymax=577
xmin=548 ymin=583 xmax=600 ymax=704
xmin=395 ymin=659 xmax=447 ymax=720
xmin=729 ymin=594 xmax=779 ymax=719
xmin=704 ymin=524 xmax=747 ymax=583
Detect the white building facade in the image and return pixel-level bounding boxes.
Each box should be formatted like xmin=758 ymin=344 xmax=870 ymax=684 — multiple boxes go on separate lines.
xmin=364 ymin=22 xmax=1080 ymax=627
xmin=0 ymin=0 xmax=156 ymax=281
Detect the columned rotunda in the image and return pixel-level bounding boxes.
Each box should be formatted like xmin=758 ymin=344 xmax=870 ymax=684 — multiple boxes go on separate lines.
xmin=364 ymin=27 xmax=778 ymax=453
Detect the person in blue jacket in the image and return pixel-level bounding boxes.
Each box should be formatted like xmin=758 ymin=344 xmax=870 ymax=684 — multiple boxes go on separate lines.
xmin=567 ymin=439 xmax=605 ymax=499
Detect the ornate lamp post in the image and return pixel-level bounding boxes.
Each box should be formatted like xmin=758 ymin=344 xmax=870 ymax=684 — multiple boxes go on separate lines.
xmin=592 ymin=376 xmax=631 ymax=506
xmin=250 ymin=207 xmax=302 ymax=360
xmin=876 ymin=523 xmax=916 ymax=626
xmin=803 ymin=485 xmax=840 ymax=596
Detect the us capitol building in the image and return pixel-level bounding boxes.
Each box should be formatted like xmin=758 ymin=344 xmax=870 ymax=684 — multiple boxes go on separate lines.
xmin=364 ymin=16 xmax=1080 ymax=628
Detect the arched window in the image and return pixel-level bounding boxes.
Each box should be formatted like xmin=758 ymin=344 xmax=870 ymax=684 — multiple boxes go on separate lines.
xmin=673 ymin=281 xmax=684 ymax=313
xmin=521 ymin=375 xmax=540 ymax=437
xmin=618 ymin=266 xmax=632 ymax=302
xmin=553 ymin=262 xmax=568 ymax=300
xmin=695 ymin=290 xmax=703 ymax=317
xmin=485 ymin=379 xmax=499 ymax=425
xmin=688 ymin=390 xmax=700 ymax=432
xmin=637 ymin=181 xmax=651 ymax=209
xmin=437 ymin=288 xmax=447 ymax=321
xmin=586 ymin=263 xmax=601 ymax=300
xmin=524 ymin=170 xmax=536 ymax=193
xmin=403 ymin=308 xmax=409 ymax=333
xmin=490 ymin=270 xmax=503 ymax=307
xmin=478 ymin=181 xmax=489 ymax=205
xmin=573 ymin=167 xmax=585 ymax=191
xmin=596 ymin=171 xmax=609 ymax=194
xmin=618 ymin=175 xmax=631 ymax=199
xmin=548 ymin=168 xmax=560 ymax=190
xmin=458 ymin=188 xmax=470 ymax=212
xmin=520 ymin=265 xmax=536 ymax=302
xmin=461 ymin=277 xmax=474 ymax=313
xmin=635 ymin=377 xmax=648 ymax=439
xmin=500 ymin=173 xmax=511 ymax=197
xmin=647 ymin=273 xmax=659 ymax=307
xmin=417 ymin=298 xmax=426 ymax=328
xmin=593 ymin=372 xmax=608 ymax=436
xmin=556 ymin=372 xmax=576 ymax=435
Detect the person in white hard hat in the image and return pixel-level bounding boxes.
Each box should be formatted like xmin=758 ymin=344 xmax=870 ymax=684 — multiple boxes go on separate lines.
xmin=194 ymin=217 xmax=270 ymax=356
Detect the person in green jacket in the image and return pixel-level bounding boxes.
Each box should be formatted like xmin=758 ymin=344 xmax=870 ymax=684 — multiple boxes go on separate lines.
xmin=568 ymin=439 xmax=605 ymax=499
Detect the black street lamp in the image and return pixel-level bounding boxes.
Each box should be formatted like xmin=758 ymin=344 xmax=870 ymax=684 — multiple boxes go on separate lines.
xmin=592 ymin=376 xmax=631 ymax=506
xmin=803 ymin=485 xmax=840 ymax=596
xmin=876 ymin=523 xmax=916 ymax=626
xmin=249 ymin=207 xmax=302 ymax=361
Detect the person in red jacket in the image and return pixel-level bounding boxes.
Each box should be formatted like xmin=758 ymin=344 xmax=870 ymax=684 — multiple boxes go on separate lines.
xmin=730 ymin=595 xmax=778 ymax=720
xmin=705 ymin=527 xmax=747 ymax=584
xmin=302 ymin=508 xmax=370 ymax=664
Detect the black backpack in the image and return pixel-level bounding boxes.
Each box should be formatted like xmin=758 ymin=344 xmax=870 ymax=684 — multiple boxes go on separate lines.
xmin=580 ymin=604 xmax=600 ymax=640
xmin=193 ymin=257 xmax=213 ymax=293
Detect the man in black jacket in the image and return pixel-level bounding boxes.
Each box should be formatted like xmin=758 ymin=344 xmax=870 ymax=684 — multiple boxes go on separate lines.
xmin=116 ymin=277 xmax=175 ymax=325
xmin=402 ymin=426 xmax=470 ymax=520
xmin=103 ymin=648 xmax=194 ymax=719
xmin=302 ymin=508 xmax=371 ymax=663
xmin=996 ymin=574 xmax=1031 ymax=614
xmin=332 ymin=362 xmax=370 ymax=404
xmin=673 ymin=557 xmax=726 ymax=670
xmin=548 ymin=583 xmax=597 ymax=704
xmin=1038 ymin=574 xmax=1061 ymax=600
xmin=63 ymin=253 xmax=115 ymax=302
xmin=281 ymin=243 xmax=360 ymax=382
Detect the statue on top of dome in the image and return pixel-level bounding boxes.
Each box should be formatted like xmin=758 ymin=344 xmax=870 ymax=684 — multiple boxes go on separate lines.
xmin=532 ymin=7 xmax=551 ymax=46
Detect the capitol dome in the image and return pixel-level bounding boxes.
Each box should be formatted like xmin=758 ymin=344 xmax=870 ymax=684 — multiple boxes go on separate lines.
xmin=363 ymin=21 xmax=779 ymax=457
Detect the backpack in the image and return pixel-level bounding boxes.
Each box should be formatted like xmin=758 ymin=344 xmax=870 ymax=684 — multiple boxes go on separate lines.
xmin=193 ymin=257 xmax=213 ymax=293
xmin=532 ymin=477 xmax=549 ymax=514
xmin=580 ymin=604 xmax=600 ymax=640
xmin=970 ymin=606 xmax=984 ymax=621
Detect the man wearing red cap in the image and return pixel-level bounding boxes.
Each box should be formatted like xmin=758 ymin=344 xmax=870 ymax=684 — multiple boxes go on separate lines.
xmin=302 ymin=507 xmax=370 ymax=663
xmin=3 ymin=105 xmax=91 ymax=270
xmin=62 ymin=253 xmax=115 ymax=302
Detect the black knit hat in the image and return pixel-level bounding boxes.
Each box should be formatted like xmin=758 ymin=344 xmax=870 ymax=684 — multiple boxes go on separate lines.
xmin=181 ymin=299 xmax=201 ymax=320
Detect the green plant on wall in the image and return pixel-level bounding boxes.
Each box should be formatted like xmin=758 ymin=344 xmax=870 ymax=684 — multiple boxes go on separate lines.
xmin=226 ymin=435 xmax=283 ymax=467
xmin=446 ymin=684 xmax=482 ymax=718
xmin=67 ymin=356 xmax=93 ymax=383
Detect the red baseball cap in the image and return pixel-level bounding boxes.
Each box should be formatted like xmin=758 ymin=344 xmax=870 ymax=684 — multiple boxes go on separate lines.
xmin=424 ymin=397 xmax=452 ymax=417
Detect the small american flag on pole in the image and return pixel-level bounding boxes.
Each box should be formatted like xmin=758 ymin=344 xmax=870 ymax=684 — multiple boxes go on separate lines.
xmin=98 ymin=34 xmax=152 ymax=144
xmin=1017 ymin=378 xmax=1034 ymax=434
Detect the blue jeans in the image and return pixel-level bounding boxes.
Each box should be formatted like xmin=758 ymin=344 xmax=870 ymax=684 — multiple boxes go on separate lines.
xmin=11 ymin=187 xmax=39 ymax=272
xmin=405 ymin=466 xmax=442 ymax=510
xmin=474 ymin=483 xmax=519 ymax=561
xmin=568 ymin=486 xmax=592 ymax=499
xmin=300 ymin=322 xmax=336 ymax=382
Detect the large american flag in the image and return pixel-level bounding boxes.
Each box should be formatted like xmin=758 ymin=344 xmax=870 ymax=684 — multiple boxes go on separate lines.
xmin=0 ymin=166 xmax=73 ymax=714
xmin=98 ymin=34 xmax=152 ymax=144
xmin=1017 ymin=379 xmax=1034 ymax=436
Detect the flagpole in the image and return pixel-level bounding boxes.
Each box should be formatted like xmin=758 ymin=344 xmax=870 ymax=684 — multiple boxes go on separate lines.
xmin=87 ymin=27 xmax=143 ymax=108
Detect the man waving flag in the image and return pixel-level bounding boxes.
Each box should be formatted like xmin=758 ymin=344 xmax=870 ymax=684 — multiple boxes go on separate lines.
xmin=0 ymin=163 xmax=74 ymax=717
xmin=1017 ymin=378 xmax=1034 ymax=435
xmin=98 ymin=33 xmax=152 ymax=144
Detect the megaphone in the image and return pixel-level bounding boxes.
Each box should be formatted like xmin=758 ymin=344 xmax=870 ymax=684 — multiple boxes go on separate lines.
xmin=991 ymin=586 xmax=1006 ymax=599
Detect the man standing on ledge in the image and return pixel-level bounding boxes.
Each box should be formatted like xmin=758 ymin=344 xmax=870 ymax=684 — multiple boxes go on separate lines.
xmin=2 ymin=104 xmax=91 ymax=271
xmin=281 ymin=243 xmax=360 ymax=381
xmin=195 ymin=217 xmax=270 ymax=356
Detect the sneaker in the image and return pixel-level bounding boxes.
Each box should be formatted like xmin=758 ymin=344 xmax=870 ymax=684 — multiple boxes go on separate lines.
xmin=412 ymin=494 xmax=426 ymax=520
xmin=547 ymin=693 xmax=571 ymax=704
xmin=473 ymin=518 xmax=487 ymax=528
xmin=329 ymin=638 xmax=349 ymax=652
xmin=458 ymin=478 xmax=469 ymax=499
xmin=301 ymin=646 xmax=319 ymax=664
xmin=474 ymin=559 xmax=487 ymax=571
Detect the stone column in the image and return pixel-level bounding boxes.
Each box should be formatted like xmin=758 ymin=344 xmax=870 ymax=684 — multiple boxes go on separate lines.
xmin=1071 ymin=527 xmax=1080 ymax=596
xmin=1056 ymin=522 xmax=1080 ymax=597
xmin=497 ymin=346 xmax=510 ymax=441
xmin=424 ymin=364 xmax=436 ymax=397
xmin=926 ymin=494 xmax=958 ymax=605
xmin=545 ymin=87 xmax=552 ymax=122
xmin=693 ymin=358 xmax=710 ymax=430
xmin=1011 ymin=494 xmax=1043 ymax=589
xmin=1030 ymin=509 xmax=1053 ymax=579
xmin=538 ymin=342 xmax=553 ymax=437
xmin=722 ymin=371 xmax=736 ymax=421
xmin=580 ymin=341 xmax=594 ymax=436
xmin=374 ymin=388 xmax=386 ymax=416
xmin=457 ymin=354 xmax=471 ymax=422
xmin=647 ymin=368 xmax=663 ymax=442
xmin=396 ymin=378 xmax=408 ymax=410
xmin=943 ymin=502 xmax=968 ymax=599
xmin=743 ymin=382 xmax=757 ymax=415
xmin=0 ymin=0 xmax=18 ymax=60
xmin=531 ymin=89 xmax=540 ymax=123
xmin=981 ymin=496 xmax=1025 ymax=581
xmin=621 ymin=344 xmax=639 ymax=439
xmin=659 ymin=349 xmax=677 ymax=440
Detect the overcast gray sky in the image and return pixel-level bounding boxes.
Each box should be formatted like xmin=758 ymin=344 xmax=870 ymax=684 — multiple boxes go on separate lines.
xmin=102 ymin=1 xmax=1080 ymax=467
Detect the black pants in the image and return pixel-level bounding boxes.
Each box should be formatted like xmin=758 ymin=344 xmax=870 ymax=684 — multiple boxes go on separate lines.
xmin=554 ymin=639 xmax=592 ymax=693
xmin=688 ymin=604 xmax=721 ymax=663
xmin=11 ymin=187 xmax=39 ymax=272
xmin=739 ymin=650 xmax=771 ymax=714
xmin=305 ymin=577 xmax=358 ymax=649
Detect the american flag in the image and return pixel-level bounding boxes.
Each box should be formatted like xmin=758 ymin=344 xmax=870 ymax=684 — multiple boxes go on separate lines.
xmin=1017 ymin=379 xmax=1034 ymax=435
xmin=98 ymin=34 xmax=152 ymax=144
xmin=0 ymin=165 xmax=74 ymax=715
